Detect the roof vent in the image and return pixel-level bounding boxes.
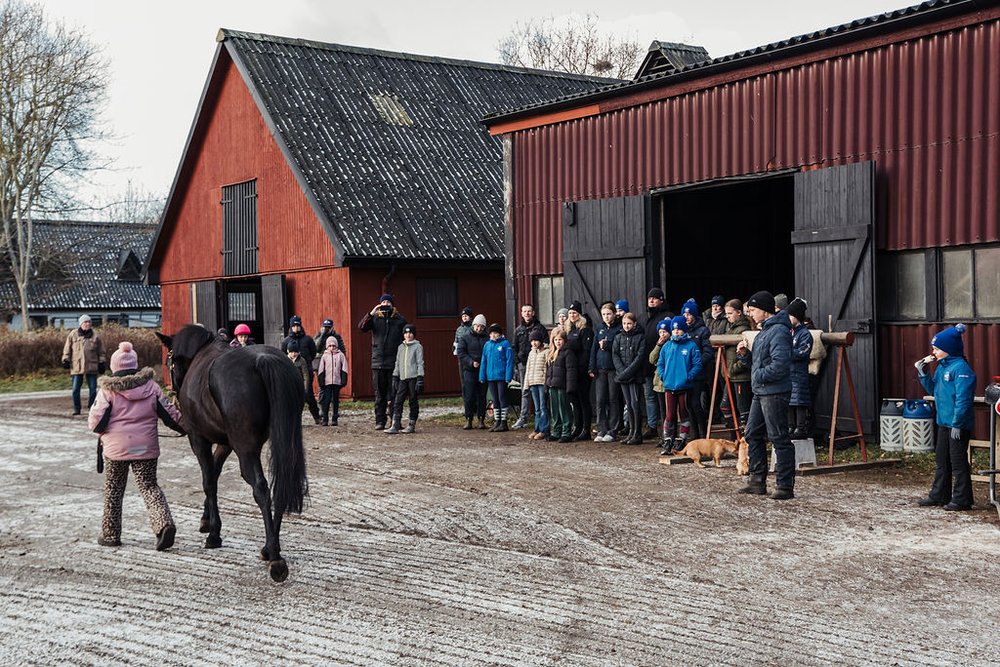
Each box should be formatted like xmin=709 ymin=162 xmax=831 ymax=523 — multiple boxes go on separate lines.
xmin=634 ymin=41 xmax=710 ymax=80
xmin=368 ymin=93 xmax=414 ymax=127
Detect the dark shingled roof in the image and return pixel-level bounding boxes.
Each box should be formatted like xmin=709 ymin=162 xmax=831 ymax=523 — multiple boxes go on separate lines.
xmin=0 ymin=220 xmax=160 ymax=312
xmin=485 ymin=0 xmax=987 ymax=124
xmin=220 ymin=30 xmax=617 ymax=262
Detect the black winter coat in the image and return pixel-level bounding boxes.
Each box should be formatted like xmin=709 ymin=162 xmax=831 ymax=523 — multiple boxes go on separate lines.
xmin=457 ymin=329 xmax=488 ymax=374
xmin=789 ymin=324 xmax=813 ymax=406
xmin=513 ymin=317 xmax=545 ymax=365
xmin=358 ymin=308 xmax=407 ymax=370
xmin=281 ymin=331 xmax=317 ymax=366
xmin=564 ymin=321 xmax=593 ymax=375
xmin=589 ymin=320 xmax=622 ymax=372
xmin=314 ymin=329 xmax=347 ymax=361
xmin=612 ymin=326 xmax=647 ymax=384
xmin=686 ymin=319 xmax=714 ymax=382
xmin=545 ymin=348 xmax=577 ymax=393
xmin=642 ymin=304 xmax=673 ymax=376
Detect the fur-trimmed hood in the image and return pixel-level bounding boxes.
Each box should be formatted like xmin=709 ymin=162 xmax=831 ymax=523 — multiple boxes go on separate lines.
xmin=97 ymin=367 xmax=157 ymax=394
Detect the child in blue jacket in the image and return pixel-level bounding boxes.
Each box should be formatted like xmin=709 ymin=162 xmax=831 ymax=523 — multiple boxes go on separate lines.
xmin=915 ymin=323 xmax=976 ymax=511
xmin=657 ymin=316 xmax=702 ymax=455
xmin=480 ymin=323 xmax=514 ymax=432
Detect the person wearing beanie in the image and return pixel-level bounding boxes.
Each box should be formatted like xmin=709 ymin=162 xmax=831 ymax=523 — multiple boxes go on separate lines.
xmin=387 ymin=323 xmax=424 ymax=434
xmin=680 ymin=298 xmax=715 ymax=440
xmin=614 ymin=299 xmax=630 ymax=318
xmin=564 ymin=300 xmax=594 ymax=440
xmin=453 ymin=307 xmax=475 ymax=394
xmin=590 ymin=302 xmax=623 ymax=442
xmin=62 ymin=314 xmax=107 ymax=415
xmin=456 ymin=313 xmax=489 ymax=429
xmin=314 ymin=318 xmax=346 ymax=361
xmin=282 ymin=316 xmax=320 ymax=425
xmin=736 ymin=291 xmax=795 ymax=500
xmin=512 ymin=304 xmax=546 ymax=430
xmin=480 ymin=321 xmax=514 ymax=432
xmin=785 ymin=298 xmax=814 ymax=439
xmin=88 ymin=341 xmax=185 ymax=550
xmin=655 ymin=314 xmax=702 ymax=455
xmin=915 ymin=323 xmax=976 ymax=511
xmin=359 ymin=293 xmax=408 ymax=430
xmin=613 ymin=312 xmax=647 ymax=445
xmin=703 ymin=295 xmax=727 ymax=335
xmin=641 ymin=287 xmax=673 ymax=439
xmin=774 ymin=294 xmax=789 ymax=312
xmin=647 ymin=318 xmax=672 ymax=444
xmin=722 ymin=299 xmax=753 ymax=428
xmin=556 ymin=308 xmax=569 ymax=328
xmin=230 ymin=323 xmax=256 ymax=348
xmin=317 ymin=336 xmax=347 ymax=426
xmin=524 ymin=327 xmax=551 ymax=440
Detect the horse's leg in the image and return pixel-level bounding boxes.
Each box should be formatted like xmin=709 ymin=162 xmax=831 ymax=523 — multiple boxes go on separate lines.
xmin=235 ymin=449 xmax=287 ymax=581
xmin=189 ymin=434 xmax=227 ymax=549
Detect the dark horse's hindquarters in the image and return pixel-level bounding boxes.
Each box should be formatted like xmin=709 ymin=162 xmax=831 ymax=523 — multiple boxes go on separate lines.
xmin=157 ymin=325 xmax=308 ymax=582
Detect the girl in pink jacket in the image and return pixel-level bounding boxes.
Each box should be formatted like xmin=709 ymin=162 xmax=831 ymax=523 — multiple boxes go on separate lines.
xmin=317 ymin=336 xmax=347 ymax=426
xmin=88 ymin=342 xmax=185 ymax=550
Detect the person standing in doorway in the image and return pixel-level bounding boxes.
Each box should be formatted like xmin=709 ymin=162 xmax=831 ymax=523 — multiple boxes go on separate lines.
xmin=735 ymin=291 xmax=795 ymax=500
xmin=512 ymin=304 xmax=545 ymax=430
xmin=229 ymin=323 xmax=256 ymax=348
xmin=358 ymin=294 xmax=407 ymax=430
xmin=681 ymin=298 xmax=714 ymax=439
xmin=62 ymin=314 xmax=106 ymax=415
xmin=641 ymin=288 xmax=673 ymax=439
xmin=785 ymin=298 xmax=814 ymax=439
xmin=722 ymin=299 xmax=753 ymax=428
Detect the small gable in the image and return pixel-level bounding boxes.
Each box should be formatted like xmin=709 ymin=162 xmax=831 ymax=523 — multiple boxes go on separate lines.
xmin=634 ymin=41 xmax=710 ymax=79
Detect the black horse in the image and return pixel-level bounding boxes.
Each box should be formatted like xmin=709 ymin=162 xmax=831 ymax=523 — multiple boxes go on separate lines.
xmin=156 ymin=325 xmax=308 ymax=582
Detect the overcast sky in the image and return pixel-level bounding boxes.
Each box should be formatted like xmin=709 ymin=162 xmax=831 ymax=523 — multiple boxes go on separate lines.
xmin=37 ymin=0 xmax=912 ymax=209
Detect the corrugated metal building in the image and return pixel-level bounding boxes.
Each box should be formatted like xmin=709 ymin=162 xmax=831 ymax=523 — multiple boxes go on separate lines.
xmin=144 ymin=30 xmax=613 ymax=398
xmin=485 ymin=0 xmax=1000 ymax=434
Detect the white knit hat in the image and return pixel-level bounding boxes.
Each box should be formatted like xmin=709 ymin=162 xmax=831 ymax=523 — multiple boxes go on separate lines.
xmin=472 ymin=314 xmax=487 ymax=327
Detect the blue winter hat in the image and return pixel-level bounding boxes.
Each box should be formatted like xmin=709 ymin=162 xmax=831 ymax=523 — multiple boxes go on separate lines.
xmin=379 ymin=293 xmax=394 ymax=305
xmin=615 ymin=299 xmax=630 ymax=312
xmin=289 ymin=315 xmax=302 ymax=327
xmin=931 ymin=323 xmax=966 ymax=357
xmin=681 ymin=298 xmax=699 ymax=316
xmin=670 ymin=316 xmax=688 ymax=332
xmin=656 ymin=318 xmax=671 ymax=332
xmin=711 ymin=295 xmax=725 ymax=306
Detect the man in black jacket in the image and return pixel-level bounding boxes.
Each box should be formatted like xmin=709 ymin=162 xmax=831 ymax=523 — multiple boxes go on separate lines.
xmin=641 ymin=288 xmax=673 ymax=440
xmin=282 ymin=315 xmax=320 ymax=424
xmin=457 ymin=314 xmax=489 ymax=429
xmin=358 ymin=294 xmax=407 ymax=430
xmin=314 ymin=318 xmax=347 ymax=361
xmin=511 ymin=304 xmax=545 ymax=429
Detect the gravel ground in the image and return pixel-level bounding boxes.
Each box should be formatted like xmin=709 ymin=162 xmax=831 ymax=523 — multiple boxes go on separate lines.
xmin=1 ymin=393 xmax=999 ymax=666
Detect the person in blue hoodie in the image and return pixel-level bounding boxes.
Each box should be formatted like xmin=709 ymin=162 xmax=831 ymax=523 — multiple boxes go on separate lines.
xmin=657 ymin=315 xmax=702 ymax=456
xmin=915 ymin=323 xmax=976 ymax=511
xmin=735 ymin=291 xmax=796 ymax=500
xmin=480 ymin=323 xmax=514 ymax=432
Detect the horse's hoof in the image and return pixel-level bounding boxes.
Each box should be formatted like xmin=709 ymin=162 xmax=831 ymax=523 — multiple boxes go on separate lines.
xmin=198 ymin=518 xmax=210 ymax=534
xmin=259 ymin=547 xmax=271 ymax=561
xmin=204 ymin=535 xmax=222 ymax=549
xmin=268 ymin=559 xmax=288 ymax=582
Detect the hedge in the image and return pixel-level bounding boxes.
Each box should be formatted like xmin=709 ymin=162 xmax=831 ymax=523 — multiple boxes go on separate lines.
xmin=0 ymin=325 xmax=164 ymax=376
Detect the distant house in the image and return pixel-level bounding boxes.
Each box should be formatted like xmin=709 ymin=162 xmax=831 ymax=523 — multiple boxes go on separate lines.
xmin=144 ymin=29 xmax=612 ymax=397
xmin=0 ymin=220 xmax=161 ymax=330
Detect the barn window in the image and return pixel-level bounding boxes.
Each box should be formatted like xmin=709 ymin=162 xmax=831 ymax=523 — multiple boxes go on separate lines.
xmin=415 ymin=277 xmax=457 ymax=317
xmin=972 ymin=246 xmax=1000 ymax=318
xmin=534 ymin=275 xmax=565 ymax=327
xmin=940 ymin=245 xmax=1000 ymax=321
xmin=221 ymin=180 xmax=258 ymax=277
xmin=878 ymin=251 xmax=930 ymax=321
xmin=942 ymin=249 xmax=973 ymax=319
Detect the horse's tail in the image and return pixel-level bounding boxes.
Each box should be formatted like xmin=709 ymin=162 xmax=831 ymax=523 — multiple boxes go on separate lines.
xmin=255 ymin=354 xmax=309 ymax=514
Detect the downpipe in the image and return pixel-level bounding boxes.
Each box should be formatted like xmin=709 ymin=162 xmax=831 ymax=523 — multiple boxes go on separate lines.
xmin=979 ymin=379 xmax=1000 ymax=521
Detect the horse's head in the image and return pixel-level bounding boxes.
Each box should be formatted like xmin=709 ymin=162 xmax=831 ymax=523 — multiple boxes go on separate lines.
xmin=156 ymin=325 xmax=218 ymax=391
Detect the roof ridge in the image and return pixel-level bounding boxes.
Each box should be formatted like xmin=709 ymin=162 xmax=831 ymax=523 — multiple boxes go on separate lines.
xmin=217 ymin=28 xmax=620 ymax=84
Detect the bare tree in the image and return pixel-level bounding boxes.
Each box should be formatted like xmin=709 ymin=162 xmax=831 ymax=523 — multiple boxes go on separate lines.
xmin=95 ymin=181 xmax=165 ymax=226
xmin=497 ymin=14 xmax=642 ymax=79
xmin=0 ymin=1 xmax=108 ymax=331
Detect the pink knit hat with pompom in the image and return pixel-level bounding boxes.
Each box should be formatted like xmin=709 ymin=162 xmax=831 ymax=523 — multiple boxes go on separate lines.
xmin=110 ymin=341 xmax=138 ymax=372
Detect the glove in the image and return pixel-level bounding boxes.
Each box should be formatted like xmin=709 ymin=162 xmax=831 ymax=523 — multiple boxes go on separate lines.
xmin=914 ymin=355 xmax=933 ymax=374
xmin=951 ymin=427 xmax=962 ymax=440
xmin=62 ymin=360 xmax=71 ymax=369
xmin=98 ymin=363 xmax=107 ymax=374
xmin=415 ymin=376 xmax=424 ymax=395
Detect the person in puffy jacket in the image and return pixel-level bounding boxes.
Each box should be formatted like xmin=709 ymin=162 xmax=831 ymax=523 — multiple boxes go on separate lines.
xmin=457 ymin=315 xmax=489 ymax=430
xmin=62 ymin=314 xmax=107 ymax=415
xmin=317 ymin=337 xmax=347 ymax=426
xmin=88 ymin=342 xmax=185 ymax=550
xmin=387 ymin=324 xmax=425 ymax=435
xmin=512 ymin=304 xmax=546 ymax=430
xmin=722 ymin=300 xmax=753 ymax=428
xmin=480 ymin=323 xmax=514 ymax=432
xmin=358 ymin=295 xmax=408 ymax=429
xmin=785 ymin=298 xmax=814 ymax=439
xmin=915 ymin=323 xmax=976 ymax=511
xmin=229 ymin=322 xmax=256 ymax=348
xmin=735 ymin=291 xmax=795 ymax=500
xmin=589 ymin=302 xmax=622 ymax=442
xmin=564 ymin=301 xmax=594 ymax=440
xmin=681 ymin=298 xmax=714 ymax=440
xmin=524 ymin=329 xmax=550 ymax=440
xmin=613 ymin=313 xmax=647 ymax=445
xmin=657 ymin=316 xmax=702 ymax=455
xmin=545 ymin=329 xmax=576 ymax=443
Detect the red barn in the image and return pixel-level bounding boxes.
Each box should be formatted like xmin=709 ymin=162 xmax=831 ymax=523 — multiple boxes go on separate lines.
xmin=144 ymin=30 xmax=610 ymax=397
xmin=485 ymin=0 xmax=1000 ymax=434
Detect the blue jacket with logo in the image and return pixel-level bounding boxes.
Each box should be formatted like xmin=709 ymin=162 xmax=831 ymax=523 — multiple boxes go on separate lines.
xmin=656 ymin=335 xmax=702 ymax=392
xmin=480 ymin=336 xmax=514 ymax=383
xmin=919 ymin=355 xmax=976 ymax=430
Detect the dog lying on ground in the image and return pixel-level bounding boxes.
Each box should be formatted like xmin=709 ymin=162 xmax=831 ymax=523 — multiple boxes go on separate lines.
xmin=674 ymin=438 xmax=741 ymax=468
xmin=736 ymin=437 xmax=749 ymax=475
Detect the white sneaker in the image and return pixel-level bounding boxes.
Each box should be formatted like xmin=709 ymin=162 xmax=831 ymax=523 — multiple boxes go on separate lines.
xmin=593 ymin=433 xmax=605 ymax=442
xmin=602 ymin=434 xmax=616 ymax=442
xmin=512 ymin=419 xmax=527 ymax=430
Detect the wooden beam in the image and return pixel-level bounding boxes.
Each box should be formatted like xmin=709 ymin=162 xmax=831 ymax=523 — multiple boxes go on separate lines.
xmin=487 ymin=104 xmax=601 ymax=136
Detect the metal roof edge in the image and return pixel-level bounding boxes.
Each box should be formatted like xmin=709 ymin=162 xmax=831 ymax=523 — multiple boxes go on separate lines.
xmin=483 ymin=0 xmax=995 ymax=128
xmin=216 ymin=28 xmax=620 ymax=86
xmin=222 ymin=38 xmax=349 ymax=268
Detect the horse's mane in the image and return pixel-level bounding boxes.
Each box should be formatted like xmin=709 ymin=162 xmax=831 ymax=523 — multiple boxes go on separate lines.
xmin=172 ymin=324 xmax=219 ymax=361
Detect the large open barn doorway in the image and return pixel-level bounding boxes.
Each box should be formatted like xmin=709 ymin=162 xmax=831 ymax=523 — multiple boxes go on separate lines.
xmin=654 ymin=174 xmax=796 ymax=313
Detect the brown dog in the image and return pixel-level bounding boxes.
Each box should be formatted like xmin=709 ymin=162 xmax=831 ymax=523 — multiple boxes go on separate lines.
xmin=736 ymin=437 xmax=749 ymax=475
xmin=675 ymin=438 xmax=740 ymax=468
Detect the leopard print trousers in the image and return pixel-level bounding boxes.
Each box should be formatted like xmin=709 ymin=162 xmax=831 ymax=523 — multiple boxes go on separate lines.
xmin=102 ymin=458 xmax=174 ymax=542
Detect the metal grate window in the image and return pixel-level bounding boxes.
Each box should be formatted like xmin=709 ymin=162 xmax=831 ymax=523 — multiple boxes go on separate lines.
xmin=221 ymin=180 xmax=258 ymax=276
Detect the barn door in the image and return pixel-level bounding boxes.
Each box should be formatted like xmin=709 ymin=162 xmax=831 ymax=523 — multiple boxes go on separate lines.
xmin=562 ymin=195 xmax=654 ymax=321
xmin=792 ymin=161 xmax=877 ymax=432
xmin=261 ymin=274 xmax=288 ymax=348
xmin=192 ymin=280 xmax=220 ymax=333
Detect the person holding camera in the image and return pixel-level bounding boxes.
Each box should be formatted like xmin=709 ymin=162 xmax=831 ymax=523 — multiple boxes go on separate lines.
xmin=359 ymin=294 xmax=407 ymax=430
